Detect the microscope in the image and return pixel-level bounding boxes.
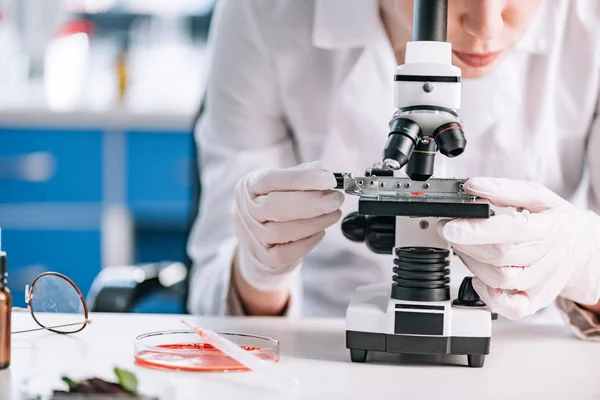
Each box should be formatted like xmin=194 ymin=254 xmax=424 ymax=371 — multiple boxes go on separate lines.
xmin=336 ymin=0 xmax=493 ymax=368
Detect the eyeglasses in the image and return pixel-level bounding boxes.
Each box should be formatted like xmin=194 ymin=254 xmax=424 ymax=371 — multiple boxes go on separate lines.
xmin=11 ymin=272 xmax=92 ymax=334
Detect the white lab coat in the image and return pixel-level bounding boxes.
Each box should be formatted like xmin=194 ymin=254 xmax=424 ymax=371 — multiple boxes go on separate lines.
xmin=186 ymin=0 xmax=600 ymax=317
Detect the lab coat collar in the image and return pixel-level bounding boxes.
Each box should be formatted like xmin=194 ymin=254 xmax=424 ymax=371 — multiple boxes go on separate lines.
xmin=312 ymin=0 xmax=557 ymax=54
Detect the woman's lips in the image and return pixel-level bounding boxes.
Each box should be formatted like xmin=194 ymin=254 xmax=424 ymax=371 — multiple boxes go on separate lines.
xmin=452 ymin=50 xmax=502 ymax=68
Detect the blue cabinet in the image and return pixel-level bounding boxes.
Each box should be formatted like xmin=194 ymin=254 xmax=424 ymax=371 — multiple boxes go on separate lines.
xmin=0 ymin=127 xmax=103 ymax=305
xmin=0 ymin=123 xmax=195 ymax=312
xmin=125 ymin=130 xmax=195 ymax=271
xmin=3 ymin=228 xmax=102 ymax=308
xmin=126 ymin=131 xmax=194 ymax=227
xmin=0 ymin=128 xmax=103 ymax=203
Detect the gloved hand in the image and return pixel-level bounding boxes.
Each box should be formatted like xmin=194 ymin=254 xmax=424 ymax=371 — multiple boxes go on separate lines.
xmin=436 ymin=177 xmax=600 ymax=320
xmin=234 ymin=161 xmax=344 ymax=292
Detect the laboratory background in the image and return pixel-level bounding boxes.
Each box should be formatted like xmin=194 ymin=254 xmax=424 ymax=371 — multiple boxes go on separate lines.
xmin=0 ymin=0 xmax=215 ymax=313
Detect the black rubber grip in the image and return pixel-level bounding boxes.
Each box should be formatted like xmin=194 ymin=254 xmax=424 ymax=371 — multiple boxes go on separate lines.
xmin=391 ymin=246 xmax=451 ymax=302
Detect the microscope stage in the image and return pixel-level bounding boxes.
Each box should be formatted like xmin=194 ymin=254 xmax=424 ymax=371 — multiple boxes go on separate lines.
xmin=341 ymin=175 xmax=493 ymax=218
xmin=358 ymin=196 xmax=491 ymax=218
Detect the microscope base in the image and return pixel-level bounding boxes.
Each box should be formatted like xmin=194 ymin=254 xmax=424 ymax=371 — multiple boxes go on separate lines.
xmin=345 ymin=283 xmax=491 ymax=368
xmin=346 ymin=331 xmax=489 ymax=367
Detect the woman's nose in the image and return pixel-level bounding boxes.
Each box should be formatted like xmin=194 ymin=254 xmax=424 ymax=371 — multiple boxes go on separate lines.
xmin=461 ymin=0 xmax=505 ymax=41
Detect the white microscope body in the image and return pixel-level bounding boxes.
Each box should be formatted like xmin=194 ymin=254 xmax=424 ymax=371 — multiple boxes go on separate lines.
xmin=343 ymin=20 xmax=493 ymax=368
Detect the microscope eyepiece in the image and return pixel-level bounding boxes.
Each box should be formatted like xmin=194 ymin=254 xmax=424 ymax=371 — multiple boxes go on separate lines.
xmin=433 ymin=122 xmax=466 ymax=158
xmin=383 ymin=118 xmax=421 ymax=170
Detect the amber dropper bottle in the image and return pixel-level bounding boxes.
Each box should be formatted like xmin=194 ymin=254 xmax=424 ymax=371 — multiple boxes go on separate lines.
xmin=0 ymin=250 xmax=10 ymax=370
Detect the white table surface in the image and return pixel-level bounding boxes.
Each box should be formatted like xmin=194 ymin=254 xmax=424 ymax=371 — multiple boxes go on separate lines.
xmin=2 ymin=309 xmax=600 ymax=400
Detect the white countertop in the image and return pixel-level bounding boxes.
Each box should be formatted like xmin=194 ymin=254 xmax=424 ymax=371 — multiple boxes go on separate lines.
xmin=2 ymin=309 xmax=600 ymax=400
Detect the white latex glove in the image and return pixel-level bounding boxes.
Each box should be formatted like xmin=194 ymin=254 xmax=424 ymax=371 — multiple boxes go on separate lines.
xmin=437 ymin=177 xmax=600 ymax=320
xmin=234 ymin=161 xmax=344 ymax=292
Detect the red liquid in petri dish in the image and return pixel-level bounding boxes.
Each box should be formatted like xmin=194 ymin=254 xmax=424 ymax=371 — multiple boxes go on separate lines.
xmin=134 ymin=343 xmax=278 ymax=372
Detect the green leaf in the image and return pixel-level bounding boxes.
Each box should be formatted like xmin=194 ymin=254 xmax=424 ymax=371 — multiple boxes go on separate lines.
xmin=61 ymin=376 xmax=78 ymax=390
xmin=114 ymin=367 xmax=138 ymax=394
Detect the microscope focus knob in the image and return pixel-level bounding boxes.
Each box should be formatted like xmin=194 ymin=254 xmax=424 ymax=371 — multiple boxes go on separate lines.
xmin=341 ymin=212 xmax=366 ymax=242
xmin=341 ymin=212 xmax=395 ymax=254
xmin=453 ymin=276 xmax=486 ymax=307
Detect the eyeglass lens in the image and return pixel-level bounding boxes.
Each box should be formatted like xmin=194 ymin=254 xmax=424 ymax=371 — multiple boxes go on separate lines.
xmin=30 ymin=274 xmax=87 ymax=333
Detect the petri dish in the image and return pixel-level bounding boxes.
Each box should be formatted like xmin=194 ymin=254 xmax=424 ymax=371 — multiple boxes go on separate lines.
xmin=134 ymin=330 xmax=280 ymax=372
